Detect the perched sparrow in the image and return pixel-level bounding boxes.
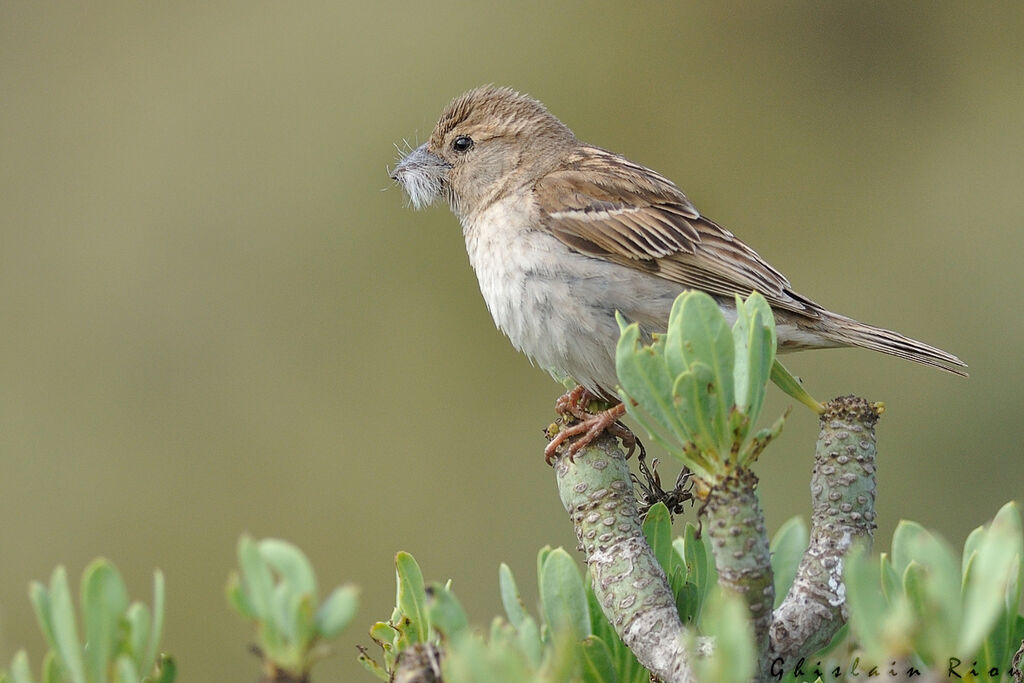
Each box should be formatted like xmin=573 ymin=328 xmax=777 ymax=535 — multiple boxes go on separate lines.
xmin=391 ymin=86 xmax=966 ymax=456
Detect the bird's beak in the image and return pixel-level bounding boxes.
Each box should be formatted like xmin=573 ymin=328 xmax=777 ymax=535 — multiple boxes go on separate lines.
xmin=390 ymin=143 xmax=451 ymax=210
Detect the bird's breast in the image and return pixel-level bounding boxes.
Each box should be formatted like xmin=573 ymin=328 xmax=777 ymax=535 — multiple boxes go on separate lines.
xmin=460 ymin=197 xmax=682 ymax=395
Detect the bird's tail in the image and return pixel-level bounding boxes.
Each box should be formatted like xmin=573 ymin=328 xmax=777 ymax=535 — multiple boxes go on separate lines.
xmin=822 ymin=313 xmax=968 ymax=377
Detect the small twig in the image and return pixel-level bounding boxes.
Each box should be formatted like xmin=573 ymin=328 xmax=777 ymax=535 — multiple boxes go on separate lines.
xmin=1010 ymin=638 xmax=1024 ymax=683
xmin=249 ymin=644 xmax=310 ymax=683
xmin=632 ymin=443 xmax=695 ymax=519
xmin=392 ymin=643 xmax=444 ymax=683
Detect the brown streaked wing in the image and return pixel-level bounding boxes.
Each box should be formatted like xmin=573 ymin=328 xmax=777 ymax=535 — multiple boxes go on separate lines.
xmin=534 ymin=147 xmax=816 ymax=316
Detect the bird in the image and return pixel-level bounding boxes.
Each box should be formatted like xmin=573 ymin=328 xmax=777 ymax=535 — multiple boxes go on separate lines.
xmin=390 ymin=85 xmax=966 ymax=460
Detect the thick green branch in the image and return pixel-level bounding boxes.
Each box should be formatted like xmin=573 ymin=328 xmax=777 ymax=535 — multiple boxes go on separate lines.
xmin=553 ymin=433 xmax=696 ymax=683
xmin=768 ymin=395 xmax=880 ymax=668
xmin=701 ymin=469 xmax=774 ymax=670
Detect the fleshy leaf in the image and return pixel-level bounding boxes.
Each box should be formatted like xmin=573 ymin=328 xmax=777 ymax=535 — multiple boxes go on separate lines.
xmin=580 ymin=636 xmax=617 ymax=683
xmin=81 ymin=558 xmax=130 ymax=683
xmin=669 ymin=292 xmax=735 ymax=449
xmin=539 ymin=549 xmax=590 ymax=641
xmin=959 ymin=502 xmax=1023 ymax=658
xmin=691 ymin=588 xmax=755 ymax=683
xmin=672 ymin=361 xmax=718 ymax=455
xmin=238 ymin=535 xmax=274 ymax=619
xmin=45 ymin=567 xmax=86 ymax=683
xmin=395 ymin=552 xmax=429 ymax=644
xmin=616 ymin=315 xmax=693 ymax=447
xmin=259 ymin=539 xmax=318 ymax=600
xmin=642 ymin=502 xmax=675 ymax=576
xmin=7 ymin=651 xmax=32 ymax=683
xmin=315 ymin=585 xmax=359 ymax=639
xmin=499 ymin=563 xmax=528 ymax=629
xmin=770 ymin=359 xmax=823 ymax=413
xmin=770 ymin=516 xmax=809 ymax=608
xmin=426 ymin=582 xmax=469 ymax=639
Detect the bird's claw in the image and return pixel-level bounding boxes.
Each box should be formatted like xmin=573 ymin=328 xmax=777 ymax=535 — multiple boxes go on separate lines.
xmin=544 ymin=387 xmax=631 ymax=465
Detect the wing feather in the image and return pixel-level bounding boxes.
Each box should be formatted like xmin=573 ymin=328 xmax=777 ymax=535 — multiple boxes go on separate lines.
xmin=535 ymin=145 xmax=815 ymax=315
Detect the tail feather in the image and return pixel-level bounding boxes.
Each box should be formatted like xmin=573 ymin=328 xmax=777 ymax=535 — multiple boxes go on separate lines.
xmin=825 ymin=313 xmax=968 ymax=377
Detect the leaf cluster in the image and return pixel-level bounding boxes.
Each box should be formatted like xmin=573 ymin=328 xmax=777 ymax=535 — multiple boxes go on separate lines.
xmin=615 ymin=292 xmax=786 ymax=480
xmin=360 ymin=507 xmax=759 ymax=682
xmin=226 ymin=535 xmax=359 ymax=678
xmin=0 ymin=560 xmax=172 ymax=683
xmin=845 ymin=501 xmax=1024 ymax=675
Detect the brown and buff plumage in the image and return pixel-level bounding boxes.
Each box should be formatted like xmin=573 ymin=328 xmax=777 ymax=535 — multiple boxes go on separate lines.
xmin=393 ymin=86 xmax=967 ymax=403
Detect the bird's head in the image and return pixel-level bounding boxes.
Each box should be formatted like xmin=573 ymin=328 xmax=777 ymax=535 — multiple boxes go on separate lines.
xmin=391 ymin=85 xmax=574 ymax=218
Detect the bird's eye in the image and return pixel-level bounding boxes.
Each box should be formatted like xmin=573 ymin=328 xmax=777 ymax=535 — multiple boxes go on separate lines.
xmin=452 ymin=135 xmax=473 ymax=152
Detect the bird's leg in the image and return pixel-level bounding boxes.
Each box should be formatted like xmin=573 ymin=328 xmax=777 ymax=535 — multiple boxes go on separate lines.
xmin=544 ymin=386 xmax=633 ymax=465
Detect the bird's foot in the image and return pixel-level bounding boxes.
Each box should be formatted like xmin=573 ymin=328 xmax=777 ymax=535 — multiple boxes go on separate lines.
xmin=553 ymin=384 xmax=598 ymax=420
xmin=545 ymin=387 xmax=634 ymax=465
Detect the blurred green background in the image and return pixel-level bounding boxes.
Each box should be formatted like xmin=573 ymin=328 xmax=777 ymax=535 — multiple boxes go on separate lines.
xmin=2 ymin=3 xmax=1021 ymax=680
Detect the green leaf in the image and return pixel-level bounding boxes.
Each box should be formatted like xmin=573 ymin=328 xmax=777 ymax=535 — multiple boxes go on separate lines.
xmin=961 ymin=525 xmax=985 ymax=579
xmin=444 ymin=630 xmax=535 ymax=683
xmin=662 ymin=294 xmax=691 ymax=379
xmin=890 ymin=521 xmax=928 ymax=576
xmin=291 ymin=592 xmax=318 ymax=650
xmin=369 ymin=621 xmax=399 ymax=650
xmin=259 ymin=539 xmax=318 ymax=599
xmin=691 ymin=588 xmax=755 ymax=683
xmin=143 ymin=570 xmax=165 ymax=680
xmin=641 ymin=502 xmax=674 ymax=576
xmin=673 ymin=577 xmax=699 ymax=625
xmin=113 ymin=655 xmax=138 ymax=683
xmin=615 ymin=317 xmax=693 ymax=448
xmin=539 ymin=548 xmax=590 ymax=641
xmin=357 ymin=649 xmax=391 ymax=681
xmin=226 ymin=569 xmax=258 ymax=622
xmin=271 ymin=581 xmax=296 ymax=644
xmin=515 ymin=616 xmax=544 ymax=668
xmin=879 ymin=554 xmax=900 ymax=604
xmin=395 ymin=552 xmax=430 ymax=644
xmin=769 ymin=359 xmax=823 ymax=413
xmin=680 ymin=522 xmax=715 ymax=607
xmin=584 ymin=574 xmax=617 ymax=658
xmin=225 ymin=571 xmax=257 ymax=619
xmin=845 ymin=543 xmax=893 ymax=661
xmin=671 ymin=361 xmax=718 ymax=456
xmin=901 ymin=561 xmax=927 ymax=617
xmin=125 ymin=602 xmax=150 ymax=672
xmin=152 ymin=654 xmax=177 ymax=683
xmin=669 ymin=292 xmax=735 ymax=449
xmin=45 ymin=566 xmax=86 ymax=683
xmin=536 ymin=546 xmax=553 ymax=592
xmin=959 ymin=502 xmax=1023 ymax=658
xmin=316 ymin=584 xmax=359 ymax=638
xmin=900 ymin=528 xmax=962 ymax=661
xmin=499 ymin=563 xmax=528 ymax=629
xmin=40 ymin=652 xmax=59 ymax=683
xmin=7 ymin=651 xmax=32 ymax=683
xmin=426 ymin=582 xmax=469 ymax=639
xmin=27 ymin=583 xmax=56 ymax=660
xmin=238 ymin=535 xmax=274 ymax=619
xmin=730 ymin=295 xmax=751 ymax=415
xmin=257 ymin=598 xmax=287 ymax=665
xmin=738 ymin=408 xmax=787 ymax=466
xmin=770 ymin=516 xmax=809 ymax=608
xmin=732 ymin=293 xmax=775 ymax=426
xmin=581 ymin=636 xmax=617 ymax=683
xmin=81 ymin=558 xmax=130 ymax=683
